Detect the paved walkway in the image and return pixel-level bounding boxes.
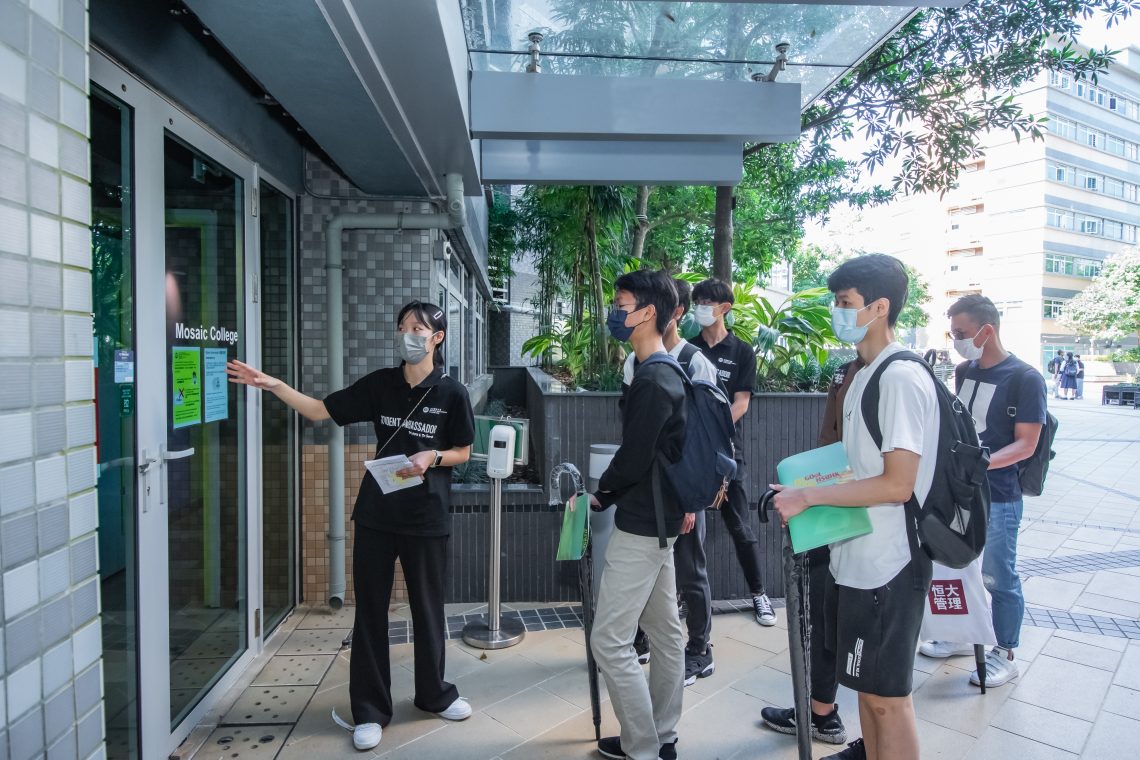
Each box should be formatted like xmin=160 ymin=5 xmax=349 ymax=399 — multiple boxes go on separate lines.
xmin=181 ymin=387 xmax=1140 ymax=759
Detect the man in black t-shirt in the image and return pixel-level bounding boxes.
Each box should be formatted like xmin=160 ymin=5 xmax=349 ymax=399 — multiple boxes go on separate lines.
xmin=690 ymin=278 xmax=776 ymax=626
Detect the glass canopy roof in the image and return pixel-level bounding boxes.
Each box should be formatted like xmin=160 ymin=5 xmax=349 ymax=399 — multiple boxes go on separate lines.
xmin=458 ymin=1 xmax=915 ymax=109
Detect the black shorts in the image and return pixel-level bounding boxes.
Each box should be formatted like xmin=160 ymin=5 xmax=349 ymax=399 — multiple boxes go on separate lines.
xmin=826 ymin=558 xmax=932 ymax=698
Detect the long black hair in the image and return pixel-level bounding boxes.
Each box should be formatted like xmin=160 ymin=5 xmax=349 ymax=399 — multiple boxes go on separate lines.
xmin=396 ymin=300 xmax=447 ymax=366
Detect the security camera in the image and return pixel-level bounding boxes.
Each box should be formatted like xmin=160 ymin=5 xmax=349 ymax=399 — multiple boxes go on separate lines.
xmin=433 ymin=239 xmax=453 ymax=263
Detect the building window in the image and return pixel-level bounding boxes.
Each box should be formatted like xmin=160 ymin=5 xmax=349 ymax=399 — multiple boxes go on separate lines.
xmin=1043 ymin=298 xmax=1068 ymax=319
xmin=1049 ymin=115 xmax=1140 ymax=163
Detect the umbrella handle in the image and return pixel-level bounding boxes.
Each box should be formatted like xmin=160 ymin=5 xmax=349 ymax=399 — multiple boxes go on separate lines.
xmin=757 ymin=488 xmax=776 ymax=523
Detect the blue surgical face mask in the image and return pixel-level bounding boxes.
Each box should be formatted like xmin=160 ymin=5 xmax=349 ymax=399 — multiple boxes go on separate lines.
xmin=831 ymin=304 xmax=879 ymax=345
xmin=607 ymin=307 xmax=636 ymax=342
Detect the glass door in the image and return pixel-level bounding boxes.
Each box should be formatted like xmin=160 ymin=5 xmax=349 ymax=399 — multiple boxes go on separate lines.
xmin=259 ymin=182 xmax=297 ymax=635
xmin=92 ymin=51 xmax=262 ymax=759
xmin=163 ymin=133 xmax=248 ymax=726
xmin=91 ymin=86 xmax=140 ymax=760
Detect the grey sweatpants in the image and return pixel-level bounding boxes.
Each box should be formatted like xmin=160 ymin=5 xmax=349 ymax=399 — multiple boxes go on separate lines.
xmin=591 ymin=527 xmax=686 ymax=760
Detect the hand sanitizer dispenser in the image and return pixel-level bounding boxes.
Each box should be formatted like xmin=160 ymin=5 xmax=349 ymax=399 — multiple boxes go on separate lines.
xmin=486 ymin=425 xmax=517 ymax=479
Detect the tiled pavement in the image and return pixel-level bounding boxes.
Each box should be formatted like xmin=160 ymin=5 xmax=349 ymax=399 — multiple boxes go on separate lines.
xmin=183 ymin=385 xmax=1140 ymax=759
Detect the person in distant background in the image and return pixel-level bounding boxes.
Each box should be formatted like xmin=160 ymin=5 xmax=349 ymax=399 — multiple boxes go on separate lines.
xmin=1059 ymin=351 xmax=1079 ymax=400
xmin=1047 ymin=350 xmax=1065 ymax=398
xmin=1075 ymin=354 xmax=1086 ymax=399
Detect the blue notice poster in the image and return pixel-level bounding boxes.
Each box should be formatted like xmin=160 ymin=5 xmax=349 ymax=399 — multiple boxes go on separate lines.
xmin=203 ymin=348 xmax=229 ymax=423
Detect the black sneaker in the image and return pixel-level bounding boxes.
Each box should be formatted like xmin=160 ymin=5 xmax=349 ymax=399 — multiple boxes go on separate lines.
xmin=760 ymin=704 xmax=847 ymax=744
xmin=825 ymin=738 xmax=866 ymax=759
xmin=683 ymin=644 xmax=715 ymax=686
xmin=633 ymin=629 xmax=651 ymax=665
xmin=596 ymin=736 xmax=679 ymax=759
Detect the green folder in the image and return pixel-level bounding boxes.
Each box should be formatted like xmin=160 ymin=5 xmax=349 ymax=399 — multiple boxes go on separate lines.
xmin=556 ymin=493 xmax=591 ymax=561
xmin=776 ymin=443 xmax=873 ymax=553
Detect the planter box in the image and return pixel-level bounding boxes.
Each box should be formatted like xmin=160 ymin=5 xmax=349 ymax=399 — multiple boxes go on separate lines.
xmin=517 ymin=366 xmax=827 ymax=599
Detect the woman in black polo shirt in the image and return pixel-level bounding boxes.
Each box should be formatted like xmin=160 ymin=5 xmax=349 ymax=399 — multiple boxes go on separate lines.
xmin=227 ymin=301 xmax=475 ymax=752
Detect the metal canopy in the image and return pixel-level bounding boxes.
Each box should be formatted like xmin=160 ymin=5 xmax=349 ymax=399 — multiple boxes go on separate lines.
xmin=459 ymin=0 xmax=949 ymax=184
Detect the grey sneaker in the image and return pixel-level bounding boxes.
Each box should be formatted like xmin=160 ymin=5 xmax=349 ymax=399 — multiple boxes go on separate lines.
xmin=753 ymin=594 xmax=777 ymax=626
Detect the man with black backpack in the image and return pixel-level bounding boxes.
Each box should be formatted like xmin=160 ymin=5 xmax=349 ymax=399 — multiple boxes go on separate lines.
xmin=771 ymin=255 xmax=947 ymax=760
xmin=918 ymin=295 xmax=1047 ymax=688
xmin=621 ymin=278 xmax=722 ymax=687
xmin=589 ymin=270 xmax=689 ymax=760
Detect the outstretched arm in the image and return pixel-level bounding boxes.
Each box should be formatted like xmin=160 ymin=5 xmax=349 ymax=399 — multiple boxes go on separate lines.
xmin=227 ymin=359 xmax=330 ymax=421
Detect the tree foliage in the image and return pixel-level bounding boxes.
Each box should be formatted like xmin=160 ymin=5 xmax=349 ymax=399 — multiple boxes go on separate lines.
xmin=1060 ymin=248 xmax=1140 ymax=340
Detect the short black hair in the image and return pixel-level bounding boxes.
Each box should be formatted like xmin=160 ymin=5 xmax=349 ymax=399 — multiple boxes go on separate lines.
xmin=614 ymin=269 xmax=677 ymax=335
xmin=827 ymin=254 xmax=909 ymax=326
xmin=397 ymin=300 xmax=447 ymax=364
xmin=672 ymin=278 xmax=692 ymax=316
xmin=1057 ymin=350 xmax=1064 ymax=355
xmin=692 ymin=278 xmax=734 ymax=305
xmin=1066 ymin=351 xmax=1074 ymax=360
xmin=947 ymin=294 xmax=1001 ymax=329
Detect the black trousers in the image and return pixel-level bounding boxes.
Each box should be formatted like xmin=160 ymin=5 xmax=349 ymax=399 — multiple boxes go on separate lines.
xmin=807 ymin=546 xmax=838 ymax=705
xmin=718 ymin=478 xmax=766 ymax=595
xmin=674 ymin=510 xmax=712 ymax=650
xmin=350 ymin=524 xmax=457 ymax=726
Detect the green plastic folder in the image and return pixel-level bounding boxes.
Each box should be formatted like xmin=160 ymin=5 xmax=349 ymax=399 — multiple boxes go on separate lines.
xmin=775 ymin=443 xmax=873 ymax=553
xmin=556 ymin=493 xmax=591 ymax=561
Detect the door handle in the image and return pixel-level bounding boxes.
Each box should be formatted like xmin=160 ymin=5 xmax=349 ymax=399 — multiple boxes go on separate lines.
xmin=138 ymin=450 xmax=158 ymax=513
xmin=160 ymin=445 xmax=196 ymax=508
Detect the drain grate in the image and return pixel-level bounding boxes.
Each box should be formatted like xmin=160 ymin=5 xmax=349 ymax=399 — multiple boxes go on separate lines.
xmin=201 ymin=725 xmax=288 ymax=758
xmin=1019 ymin=549 xmax=1140 ymax=578
xmin=277 ymin=628 xmax=351 ymax=655
xmin=251 ymin=654 xmax=336 ymax=687
xmin=220 ymin=685 xmax=318 ymax=725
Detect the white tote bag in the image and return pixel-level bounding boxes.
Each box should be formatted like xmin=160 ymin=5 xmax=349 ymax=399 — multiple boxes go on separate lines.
xmin=919 ymin=555 xmax=997 ymax=646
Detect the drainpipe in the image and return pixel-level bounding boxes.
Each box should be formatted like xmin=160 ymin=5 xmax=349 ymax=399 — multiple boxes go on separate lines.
xmin=325 ymin=172 xmax=466 ymax=609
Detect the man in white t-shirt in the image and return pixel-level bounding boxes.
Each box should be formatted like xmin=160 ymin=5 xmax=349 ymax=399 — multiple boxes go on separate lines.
xmin=772 ymin=254 xmax=938 ymax=760
xmin=620 ymin=278 xmax=721 ymax=687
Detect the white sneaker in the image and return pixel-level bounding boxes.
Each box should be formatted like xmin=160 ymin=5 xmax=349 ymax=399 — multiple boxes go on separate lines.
xmin=352 ymin=723 xmax=382 ymax=751
xmin=437 ymin=696 xmax=472 ymax=721
xmin=970 ymin=646 xmax=1019 ymax=687
xmin=919 ymin=640 xmax=974 ymax=658
xmin=753 ymin=594 xmax=777 ymax=627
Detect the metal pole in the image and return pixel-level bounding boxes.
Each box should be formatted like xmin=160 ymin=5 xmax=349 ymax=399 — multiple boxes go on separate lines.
xmin=463 ymin=475 xmax=525 ymax=649
xmin=488 ymin=477 xmax=502 ymax=632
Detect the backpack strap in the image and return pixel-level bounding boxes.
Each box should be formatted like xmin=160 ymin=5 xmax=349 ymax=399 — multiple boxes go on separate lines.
xmin=677 ymin=342 xmax=700 ymax=379
xmin=953 ymin=361 xmax=970 ymax=395
xmin=650 ymin=457 xmax=668 ymax=549
xmin=640 ymin=352 xmax=686 ymax=550
xmin=859 ymin=352 xmax=933 ymax=590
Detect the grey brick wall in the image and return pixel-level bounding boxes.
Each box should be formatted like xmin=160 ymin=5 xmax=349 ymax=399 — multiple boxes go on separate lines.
xmin=298 ymin=152 xmax=486 ymax=445
xmin=0 ymin=2 xmax=105 ymax=759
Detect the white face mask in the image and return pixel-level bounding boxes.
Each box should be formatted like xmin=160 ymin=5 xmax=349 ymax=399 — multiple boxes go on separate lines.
xmin=694 ymin=304 xmax=717 ymax=327
xmin=398 ymin=332 xmax=435 ymax=364
xmin=953 ymin=327 xmax=989 ymax=361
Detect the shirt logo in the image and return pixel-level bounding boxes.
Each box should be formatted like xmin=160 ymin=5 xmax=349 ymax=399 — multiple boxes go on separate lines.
xmin=957 ymin=378 xmax=994 ymax=434
xmin=422 ymin=406 xmax=447 ymax=415
xmin=379 ymin=415 xmax=438 ymax=438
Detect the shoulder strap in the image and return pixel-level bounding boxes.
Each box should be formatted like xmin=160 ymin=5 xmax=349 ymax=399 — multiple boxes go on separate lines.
xmin=650 ymin=457 xmax=668 ymax=549
xmin=860 ymin=352 xmax=934 ymax=451
xmin=1005 ymin=362 xmax=1029 ymax=418
xmin=677 ymin=342 xmax=700 ymax=379
xmin=858 ymin=352 xmax=930 ymax=589
xmin=639 ymin=352 xmax=692 ymax=386
xmin=954 ymin=361 xmax=970 ymax=395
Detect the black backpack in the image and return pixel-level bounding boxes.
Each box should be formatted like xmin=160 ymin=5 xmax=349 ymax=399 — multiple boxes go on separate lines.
xmin=955 ymin=360 xmax=1058 ymax=497
xmin=640 ymin=353 xmax=738 ymax=548
xmin=862 ymin=353 xmax=991 ymax=569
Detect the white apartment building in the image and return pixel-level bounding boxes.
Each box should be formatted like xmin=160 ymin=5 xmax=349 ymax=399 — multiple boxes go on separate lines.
xmin=869 ymin=44 xmax=1140 ymax=370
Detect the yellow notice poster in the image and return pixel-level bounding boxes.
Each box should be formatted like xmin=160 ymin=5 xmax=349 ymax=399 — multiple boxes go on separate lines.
xmin=172 ymin=346 xmax=202 ymax=429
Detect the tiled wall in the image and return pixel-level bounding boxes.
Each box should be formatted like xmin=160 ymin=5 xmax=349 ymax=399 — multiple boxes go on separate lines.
xmin=0 ymin=1 xmax=105 ymax=759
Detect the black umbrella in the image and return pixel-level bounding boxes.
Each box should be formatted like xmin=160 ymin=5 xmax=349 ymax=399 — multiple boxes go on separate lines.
xmin=760 ymin=489 xmax=813 ymax=760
